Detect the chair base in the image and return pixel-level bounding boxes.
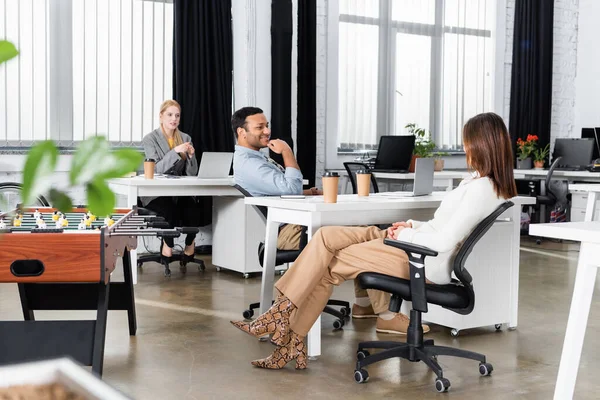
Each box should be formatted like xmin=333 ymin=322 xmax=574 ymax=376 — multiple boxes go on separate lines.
xmin=137 ymin=252 xmax=206 ymax=277
xmin=243 ymin=299 xmax=351 ymax=330
xmin=354 ymin=310 xmax=492 ymax=392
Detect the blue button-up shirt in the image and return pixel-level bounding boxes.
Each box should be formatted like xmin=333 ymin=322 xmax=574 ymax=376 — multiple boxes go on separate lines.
xmin=233 ymin=145 xmax=303 ymax=196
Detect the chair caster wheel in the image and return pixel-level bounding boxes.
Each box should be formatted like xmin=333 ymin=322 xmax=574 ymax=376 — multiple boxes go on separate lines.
xmin=242 ymin=309 xmax=254 ymax=319
xmin=243 ymin=273 xmax=250 ymax=279
xmin=354 ymin=369 xmax=369 ymax=383
xmin=333 ymin=319 xmax=344 ymax=330
xmin=215 ymin=267 xmax=221 ymax=272
xmin=164 ymin=268 xmax=171 ymax=277
xmin=356 ymin=350 xmax=370 ymax=361
xmin=495 ymin=324 xmax=502 ymax=330
xmin=435 ymin=377 xmax=451 ymax=392
xmin=536 ymin=239 xmax=542 ymax=245
xmin=450 ymin=329 xmax=459 ymax=337
xmin=180 ymin=265 xmax=187 ymax=274
xmin=340 ymin=307 xmax=351 ymax=317
xmin=278 ymin=270 xmax=285 ymax=276
xmin=137 ymin=262 xmax=142 ymax=269
xmin=198 ymin=262 xmax=206 ymax=271
xmin=479 ymin=362 xmax=493 ymax=376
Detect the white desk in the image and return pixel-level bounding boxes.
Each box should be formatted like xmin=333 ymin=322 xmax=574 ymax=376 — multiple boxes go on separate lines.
xmin=569 ymin=184 xmax=600 ymax=221
xmin=246 ymin=193 xmax=535 ymax=358
xmin=108 ymin=176 xmax=265 ymax=279
xmin=513 ymin=168 xmax=600 ymax=182
xmin=529 ymin=221 xmax=600 ymax=400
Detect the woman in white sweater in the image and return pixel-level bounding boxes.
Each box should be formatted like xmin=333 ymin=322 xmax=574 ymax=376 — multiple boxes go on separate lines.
xmin=231 ymin=112 xmax=518 ymax=370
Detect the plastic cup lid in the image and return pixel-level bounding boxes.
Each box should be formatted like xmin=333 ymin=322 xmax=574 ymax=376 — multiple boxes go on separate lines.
xmin=145 ymin=158 xmax=156 ymax=162
xmin=323 ymin=172 xmax=339 ymax=177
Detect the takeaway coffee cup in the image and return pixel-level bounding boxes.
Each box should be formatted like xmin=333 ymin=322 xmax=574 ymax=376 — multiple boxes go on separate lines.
xmin=144 ymin=159 xmax=156 ymax=179
xmin=356 ymin=170 xmax=371 ymax=197
xmin=322 ymin=172 xmax=340 ymax=203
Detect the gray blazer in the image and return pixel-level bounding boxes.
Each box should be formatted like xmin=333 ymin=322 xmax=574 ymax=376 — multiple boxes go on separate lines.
xmin=140 ymin=127 xmax=199 ymax=206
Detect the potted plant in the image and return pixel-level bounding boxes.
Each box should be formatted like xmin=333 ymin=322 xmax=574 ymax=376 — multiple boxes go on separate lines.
xmin=532 ymin=143 xmax=550 ymax=169
xmin=406 ymin=123 xmax=435 ymax=172
xmin=515 ymin=134 xmax=538 ymax=169
xmin=433 ymin=151 xmax=449 ymax=171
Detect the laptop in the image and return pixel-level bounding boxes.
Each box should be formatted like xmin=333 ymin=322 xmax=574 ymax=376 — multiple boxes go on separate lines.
xmin=581 ymin=127 xmax=600 ymax=160
xmin=552 ymin=138 xmax=594 ymax=171
xmin=370 ymin=135 xmax=415 ymax=173
xmin=197 ymin=152 xmax=234 ymax=178
xmin=377 ymin=158 xmax=435 ymax=197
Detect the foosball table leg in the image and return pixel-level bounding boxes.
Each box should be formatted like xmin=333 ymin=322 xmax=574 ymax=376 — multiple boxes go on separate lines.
xmin=17 ymin=283 xmax=35 ymax=321
xmin=91 ymin=282 xmax=110 ymax=377
xmin=122 ymin=248 xmax=137 ymax=336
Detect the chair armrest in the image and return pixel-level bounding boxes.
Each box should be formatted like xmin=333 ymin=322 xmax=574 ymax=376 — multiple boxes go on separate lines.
xmin=383 ymin=238 xmax=438 ymax=257
xmin=383 ymin=238 xmax=437 ymax=313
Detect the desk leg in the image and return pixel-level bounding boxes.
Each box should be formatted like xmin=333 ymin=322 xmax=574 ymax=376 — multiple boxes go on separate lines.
xmin=509 ymin=205 xmax=521 ymax=329
xmin=128 ymin=186 xmax=139 ymax=285
xmin=584 ymin=192 xmax=597 ymax=222
xmin=306 ymin=219 xmax=322 ymax=359
xmin=259 ymin=218 xmax=280 ymax=314
xmin=553 ymin=242 xmax=599 ymax=400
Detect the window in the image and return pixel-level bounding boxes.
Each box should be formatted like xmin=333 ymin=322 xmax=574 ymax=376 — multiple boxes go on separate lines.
xmin=0 ymin=0 xmax=173 ymax=147
xmin=333 ymin=0 xmax=497 ymax=152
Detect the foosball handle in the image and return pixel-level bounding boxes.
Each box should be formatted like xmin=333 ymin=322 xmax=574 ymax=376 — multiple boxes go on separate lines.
xmin=178 ymin=227 xmax=200 ymax=235
xmin=158 ymin=231 xmax=181 ymax=238
xmin=147 ymin=221 xmax=170 ymax=229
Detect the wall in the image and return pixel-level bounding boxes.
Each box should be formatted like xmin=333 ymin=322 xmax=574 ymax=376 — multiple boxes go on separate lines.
xmin=574 ymin=0 xmax=600 ymax=135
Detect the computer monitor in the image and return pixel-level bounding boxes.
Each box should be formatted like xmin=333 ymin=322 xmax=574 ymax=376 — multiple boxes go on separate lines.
xmin=372 ymin=135 xmax=415 ymax=172
xmin=581 ymin=127 xmax=600 ymax=160
xmin=552 ymin=138 xmax=595 ymax=168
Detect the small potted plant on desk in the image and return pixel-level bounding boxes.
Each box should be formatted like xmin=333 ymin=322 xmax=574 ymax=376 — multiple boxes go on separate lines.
xmin=433 ymin=152 xmax=450 ymax=171
xmin=516 ymin=134 xmax=538 ymax=169
xmin=406 ymin=123 xmax=435 ymax=172
xmin=532 ymin=143 xmax=550 ymax=169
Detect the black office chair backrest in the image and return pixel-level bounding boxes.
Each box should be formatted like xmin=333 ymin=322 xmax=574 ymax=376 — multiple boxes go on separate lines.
xmin=545 ymin=156 xmax=563 ymax=199
xmin=453 ymin=201 xmax=514 ymax=286
xmin=233 ymin=184 xmax=268 ymax=221
xmin=343 ymin=162 xmax=379 ymax=194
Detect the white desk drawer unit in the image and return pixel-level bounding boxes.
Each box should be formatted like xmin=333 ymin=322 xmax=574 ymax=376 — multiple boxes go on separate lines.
xmin=570 ymin=192 xmax=600 ymax=222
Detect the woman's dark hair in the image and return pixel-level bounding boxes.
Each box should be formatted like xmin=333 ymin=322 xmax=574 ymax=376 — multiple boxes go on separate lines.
xmin=463 ymin=112 xmax=518 ymax=199
xmin=231 ymin=107 xmax=264 ymax=137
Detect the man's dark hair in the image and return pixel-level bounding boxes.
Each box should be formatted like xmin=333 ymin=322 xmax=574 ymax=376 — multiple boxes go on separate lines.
xmin=231 ymin=107 xmax=264 ymax=137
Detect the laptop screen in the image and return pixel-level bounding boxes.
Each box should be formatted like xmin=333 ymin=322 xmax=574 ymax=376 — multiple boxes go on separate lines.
xmin=552 ymin=138 xmax=594 ymax=167
xmin=373 ymin=136 xmax=415 ymax=170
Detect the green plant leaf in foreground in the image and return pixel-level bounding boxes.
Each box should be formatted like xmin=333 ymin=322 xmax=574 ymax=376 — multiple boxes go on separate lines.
xmin=0 ymin=41 xmax=18 ymax=64
xmin=48 ymin=189 xmax=73 ymax=214
xmin=21 ymin=141 xmax=59 ymax=207
xmin=96 ymin=148 xmax=144 ymax=180
xmin=86 ymin=179 xmax=115 ymax=217
xmin=69 ymin=136 xmax=110 ymax=185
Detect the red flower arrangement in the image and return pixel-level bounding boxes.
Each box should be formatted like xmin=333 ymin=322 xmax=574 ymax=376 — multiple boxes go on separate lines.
xmin=516 ymin=134 xmax=538 ymax=160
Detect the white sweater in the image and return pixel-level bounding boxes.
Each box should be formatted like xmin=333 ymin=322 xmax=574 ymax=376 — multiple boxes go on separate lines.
xmin=397 ymin=176 xmax=505 ymax=284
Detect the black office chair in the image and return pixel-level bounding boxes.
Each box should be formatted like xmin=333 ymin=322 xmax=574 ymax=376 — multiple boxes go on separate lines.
xmin=234 ymin=184 xmax=351 ymax=329
xmin=353 ymin=201 xmax=513 ymax=392
xmin=528 ymin=156 xmax=571 ymax=226
xmin=135 ymin=200 xmax=205 ymax=277
xmin=343 ymin=162 xmax=379 ymax=194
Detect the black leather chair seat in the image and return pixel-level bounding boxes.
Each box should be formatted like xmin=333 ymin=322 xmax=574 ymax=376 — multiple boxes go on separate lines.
xmin=357 ymin=272 xmax=470 ymax=310
xmin=258 ymin=243 xmax=301 ymax=266
xmin=536 ymin=194 xmax=555 ymax=205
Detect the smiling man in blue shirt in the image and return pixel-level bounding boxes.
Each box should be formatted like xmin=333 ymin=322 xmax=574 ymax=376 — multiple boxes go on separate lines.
xmin=232 ymin=107 xmax=320 ymax=250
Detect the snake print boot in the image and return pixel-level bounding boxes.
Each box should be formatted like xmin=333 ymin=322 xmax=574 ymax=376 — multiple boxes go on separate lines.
xmin=251 ymin=330 xmax=307 ymax=370
xmin=231 ymin=296 xmax=295 ymax=345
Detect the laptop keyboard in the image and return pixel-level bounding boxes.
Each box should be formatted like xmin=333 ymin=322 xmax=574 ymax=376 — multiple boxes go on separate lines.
xmin=370 ymin=169 xmax=409 ymax=173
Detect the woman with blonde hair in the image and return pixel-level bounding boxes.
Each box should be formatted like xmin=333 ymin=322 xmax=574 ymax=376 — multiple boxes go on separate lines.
xmin=231 ymin=112 xmax=518 ymax=369
xmin=141 ymin=100 xmax=205 ymax=270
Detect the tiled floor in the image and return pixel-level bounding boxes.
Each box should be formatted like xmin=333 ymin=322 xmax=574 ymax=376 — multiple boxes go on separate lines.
xmin=1 ymin=237 xmax=598 ymax=399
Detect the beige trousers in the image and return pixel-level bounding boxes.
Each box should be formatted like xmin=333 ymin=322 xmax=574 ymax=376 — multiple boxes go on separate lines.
xmin=277 ymin=224 xmax=304 ymax=250
xmin=275 ymin=225 xmax=410 ymax=336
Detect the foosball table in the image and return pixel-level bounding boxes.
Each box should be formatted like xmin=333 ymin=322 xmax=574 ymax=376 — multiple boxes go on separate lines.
xmin=0 ymin=206 xmax=184 ymax=376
